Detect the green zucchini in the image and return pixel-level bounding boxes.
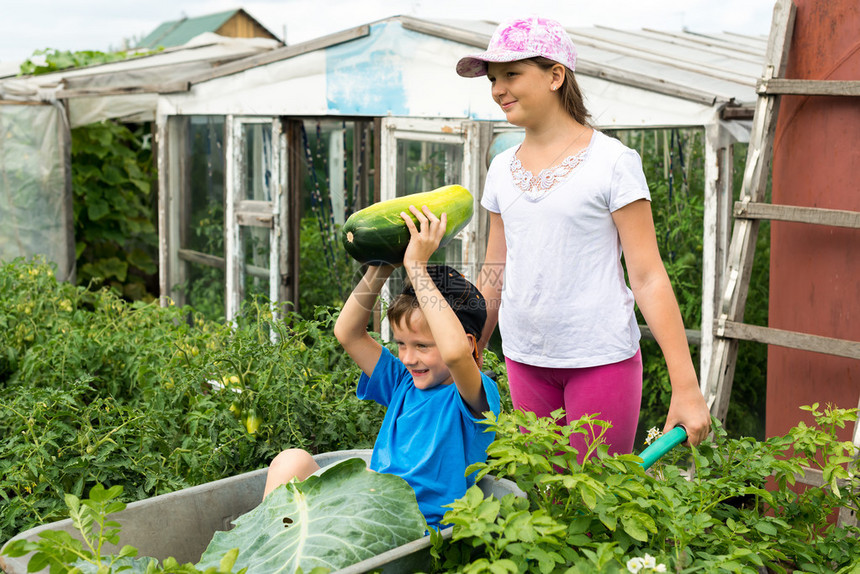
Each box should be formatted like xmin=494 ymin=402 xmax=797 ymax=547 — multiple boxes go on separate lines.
xmin=342 ymin=185 xmax=474 ymax=265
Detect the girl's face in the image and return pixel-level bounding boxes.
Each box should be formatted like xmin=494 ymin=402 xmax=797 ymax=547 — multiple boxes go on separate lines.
xmin=392 ymin=308 xmax=454 ymax=390
xmin=487 ymin=60 xmax=556 ymax=127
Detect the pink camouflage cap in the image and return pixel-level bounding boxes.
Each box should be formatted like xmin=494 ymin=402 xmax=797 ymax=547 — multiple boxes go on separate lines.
xmin=456 ymin=16 xmax=577 ymax=78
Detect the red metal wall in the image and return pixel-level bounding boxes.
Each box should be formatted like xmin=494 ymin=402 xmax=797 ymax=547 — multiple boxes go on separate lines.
xmin=766 ymin=0 xmax=860 ymax=439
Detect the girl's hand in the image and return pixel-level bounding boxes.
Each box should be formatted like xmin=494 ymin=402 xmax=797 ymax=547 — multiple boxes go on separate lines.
xmin=400 ymin=205 xmax=447 ymax=270
xmin=663 ymin=384 xmax=711 ymax=447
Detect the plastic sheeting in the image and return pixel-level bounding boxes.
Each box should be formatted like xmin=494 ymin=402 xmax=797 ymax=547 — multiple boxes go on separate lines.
xmin=0 ymin=34 xmax=280 ymax=128
xmin=0 ymin=102 xmax=74 ymax=281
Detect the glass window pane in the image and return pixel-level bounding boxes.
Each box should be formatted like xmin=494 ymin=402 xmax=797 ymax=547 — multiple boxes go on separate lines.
xmin=395 ymin=140 xmax=463 ymax=196
xmin=186 ymin=116 xmax=225 ymax=256
xmin=299 ymin=120 xmax=363 ymax=312
xmin=185 ymin=262 xmax=226 ymax=322
xmin=242 ymin=226 xmax=270 ymax=303
xmin=391 ymin=139 xmax=465 ymax=294
xmin=243 ymin=123 xmax=273 ymax=202
xmin=177 ymin=116 xmax=226 ymax=321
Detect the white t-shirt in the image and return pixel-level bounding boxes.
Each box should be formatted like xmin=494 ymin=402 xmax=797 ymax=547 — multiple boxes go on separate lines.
xmin=481 ymin=130 xmax=651 ymax=368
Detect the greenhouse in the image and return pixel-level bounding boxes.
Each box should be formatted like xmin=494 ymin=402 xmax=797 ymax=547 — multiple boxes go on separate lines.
xmin=150 ymin=16 xmax=764 ymax=375
xmin=0 ymin=13 xmax=770 ymax=404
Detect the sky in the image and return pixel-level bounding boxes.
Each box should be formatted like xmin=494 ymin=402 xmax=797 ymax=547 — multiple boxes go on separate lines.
xmin=0 ymin=0 xmax=778 ymax=66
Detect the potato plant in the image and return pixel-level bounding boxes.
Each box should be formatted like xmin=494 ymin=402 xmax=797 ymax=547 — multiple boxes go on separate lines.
xmin=437 ymin=407 xmax=860 ymax=573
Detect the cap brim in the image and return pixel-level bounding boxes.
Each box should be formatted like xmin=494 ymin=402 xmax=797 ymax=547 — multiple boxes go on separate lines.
xmin=456 ymin=49 xmax=542 ymax=77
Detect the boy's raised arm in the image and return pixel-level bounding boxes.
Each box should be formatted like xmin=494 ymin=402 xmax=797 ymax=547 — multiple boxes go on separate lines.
xmin=333 ymin=264 xmax=393 ymax=376
xmin=400 ymin=206 xmax=486 ymax=414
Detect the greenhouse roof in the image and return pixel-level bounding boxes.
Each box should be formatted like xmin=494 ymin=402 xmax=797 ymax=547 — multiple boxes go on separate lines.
xmin=156 ymin=16 xmax=766 ymax=129
xmin=0 ymin=15 xmax=768 ymax=129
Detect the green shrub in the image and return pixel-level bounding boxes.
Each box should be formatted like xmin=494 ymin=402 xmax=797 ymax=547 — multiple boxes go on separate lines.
xmin=19 ymin=48 xmax=160 ymax=77
xmin=298 ymin=216 xmax=354 ymax=314
xmin=72 ymin=121 xmax=158 ymax=301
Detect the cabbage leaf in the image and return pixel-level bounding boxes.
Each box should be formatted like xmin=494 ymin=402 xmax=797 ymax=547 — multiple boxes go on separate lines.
xmin=197 ymin=457 xmax=426 ymax=573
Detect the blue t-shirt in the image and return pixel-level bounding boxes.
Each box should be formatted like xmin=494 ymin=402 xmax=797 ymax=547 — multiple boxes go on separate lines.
xmin=357 ymin=347 xmax=501 ymax=528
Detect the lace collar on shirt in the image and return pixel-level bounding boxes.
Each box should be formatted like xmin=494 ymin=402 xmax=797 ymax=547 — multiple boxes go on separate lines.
xmin=510 ymin=146 xmax=589 ymax=201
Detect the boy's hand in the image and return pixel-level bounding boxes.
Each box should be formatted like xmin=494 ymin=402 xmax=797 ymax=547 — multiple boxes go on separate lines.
xmin=400 ymin=205 xmax=447 ymax=269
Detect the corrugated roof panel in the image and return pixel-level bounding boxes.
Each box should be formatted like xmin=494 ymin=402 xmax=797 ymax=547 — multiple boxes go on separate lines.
xmin=574 ymin=43 xmax=755 ymax=103
xmin=571 ymin=28 xmax=761 ymax=76
xmin=156 ymin=18 xmax=723 ymax=128
xmin=714 ymin=31 xmax=769 ymax=51
xmin=577 ymin=27 xmax=764 ymax=71
xmin=641 ymin=28 xmax=766 ymax=60
xmin=570 ymin=32 xmax=755 ymax=84
xmin=418 ymin=18 xmax=764 ymax=106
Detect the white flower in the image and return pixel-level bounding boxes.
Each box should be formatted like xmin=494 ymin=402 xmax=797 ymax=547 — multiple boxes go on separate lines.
xmin=627 ymin=554 xmax=668 ymax=573
xmin=645 ymin=427 xmax=663 ymax=445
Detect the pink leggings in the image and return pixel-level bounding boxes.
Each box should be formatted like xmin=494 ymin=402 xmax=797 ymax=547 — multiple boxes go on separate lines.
xmin=505 ymin=350 xmax=642 ymax=462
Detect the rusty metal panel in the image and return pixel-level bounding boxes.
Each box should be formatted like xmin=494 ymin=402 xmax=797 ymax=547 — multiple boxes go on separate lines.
xmin=766 ymin=0 xmax=860 ymax=440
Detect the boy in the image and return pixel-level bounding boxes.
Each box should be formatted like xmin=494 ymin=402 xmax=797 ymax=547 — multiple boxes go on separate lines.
xmin=263 ymin=205 xmax=501 ymax=528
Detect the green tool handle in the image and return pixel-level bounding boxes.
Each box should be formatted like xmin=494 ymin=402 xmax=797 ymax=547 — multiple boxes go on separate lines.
xmin=639 ymin=426 xmax=688 ymax=470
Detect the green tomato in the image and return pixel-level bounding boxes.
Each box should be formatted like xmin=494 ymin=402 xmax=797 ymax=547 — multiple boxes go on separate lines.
xmin=243 ymin=411 xmax=262 ymax=434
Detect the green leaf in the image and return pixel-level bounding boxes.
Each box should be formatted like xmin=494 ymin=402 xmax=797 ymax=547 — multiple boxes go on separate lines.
xmin=92 ymin=258 xmax=128 ymax=282
xmin=580 ymin=486 xmax=597 ymax=510
xmin=87 ymin=198 xmax=110 ymax=221
xmin=598 ymin=511 xmax=617 ymax=532
xmin=0 ymin=539 xmax=35 ymax=558
xmin=27 ymin=552 xmax=51 ymax=572
xmin=219 ymin=547 xmax=240 ymax=572
xmin=754 ymin=521 xmax=778 ymax=536
xmin=488 ymin=559 xmax=519 ymax=574
xmin=196 ymin=458 xmax=426 ymax=573
xmin=620 ymin=513 xmax=654 ymax=542
xmin=130 ymin=178 xmax=152 ymax=193
xmin=71 ymin=555 xmax=155 ymax=573
xmin=100 ymin=165 xmax=126 ymax=186
xmin=89 ymin=483 xmax=122 ymax=503
xmin=126 ymin=248 xmax=156 ymax=274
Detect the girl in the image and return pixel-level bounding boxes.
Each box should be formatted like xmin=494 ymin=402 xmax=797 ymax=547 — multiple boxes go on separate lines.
xmin=456 ymin=16 xmax=711 ymax=454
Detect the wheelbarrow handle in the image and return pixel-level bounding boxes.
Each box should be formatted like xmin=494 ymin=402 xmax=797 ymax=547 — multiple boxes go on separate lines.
xmin=638 ymin=426 xmax=688 ymax=471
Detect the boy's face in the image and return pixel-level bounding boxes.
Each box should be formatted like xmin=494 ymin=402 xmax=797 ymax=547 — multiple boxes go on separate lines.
xmin=391 ymin=308 xmax=454 ymax=390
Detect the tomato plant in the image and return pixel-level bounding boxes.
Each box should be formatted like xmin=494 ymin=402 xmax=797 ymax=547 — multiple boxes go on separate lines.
xmin=0 ymin=258 xmax=385 ymax=542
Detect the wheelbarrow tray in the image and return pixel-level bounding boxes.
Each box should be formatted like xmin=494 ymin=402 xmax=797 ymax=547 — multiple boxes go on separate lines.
xmin=1 ymin=449 xmax=525 ymax=574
